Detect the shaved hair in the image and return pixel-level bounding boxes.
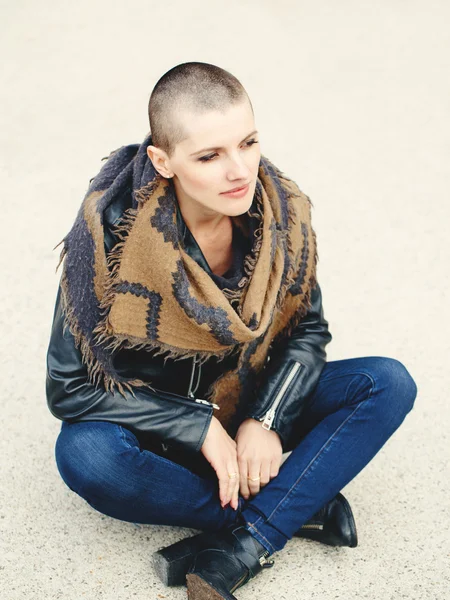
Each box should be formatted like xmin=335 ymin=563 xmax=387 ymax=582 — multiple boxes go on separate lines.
xmin=148 ymin=62 xmax=253 ymax=159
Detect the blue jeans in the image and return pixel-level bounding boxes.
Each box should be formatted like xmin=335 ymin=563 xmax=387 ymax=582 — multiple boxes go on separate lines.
xmin=54 ymin=356 xmax=417 ymax=556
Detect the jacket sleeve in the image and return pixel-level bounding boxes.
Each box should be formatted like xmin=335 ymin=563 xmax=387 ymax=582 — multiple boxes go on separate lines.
xmin=45 ymin=285 xmax=213 ymax=454
xmin=244 ymin=282 xmax=332 ymax=446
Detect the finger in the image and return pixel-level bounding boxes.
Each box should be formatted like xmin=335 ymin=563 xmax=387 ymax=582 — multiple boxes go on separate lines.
xmin=226 ymin=451 xmax=239 ymax=509
xmin=247 ymin=476 xmax=260 ymax=496
xmin=226 ymin=458 xmax=239 ymax=506
xmin=270 ymin=459 xmax=280 ymax=480
xmin=231 ymin=460 xmax=240 ymax=510
xmin=259 ymin=459 xmax=272 ymax=488
xmin=228 ymin=456 xmax=240 ymax=508
xmin=226 ymin=439 xmax=238 ymax=507
xmin=217 ymin=464 xmax=231 ymax=507
xmin=247 ymin=458 xmax=262 ymax=496
xmin=238 ymin=455 xmax=250 ymax=499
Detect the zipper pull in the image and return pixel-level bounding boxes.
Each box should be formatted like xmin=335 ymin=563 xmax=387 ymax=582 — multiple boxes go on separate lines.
xmin=261 ymin=407 xmax=275 ymax=430
xmin=195 ymin=398 xmax=220 ymax=410
xmin=259 ymin=552 xmax=275 ymax=567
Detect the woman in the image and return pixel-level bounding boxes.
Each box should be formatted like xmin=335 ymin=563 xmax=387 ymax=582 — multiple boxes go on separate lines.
xmin=47 ymin=62 xmax=417 ymax=599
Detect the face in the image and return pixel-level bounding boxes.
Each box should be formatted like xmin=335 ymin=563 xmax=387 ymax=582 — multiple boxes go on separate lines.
xmin=147 ymin=98 xmax=261 ymax=223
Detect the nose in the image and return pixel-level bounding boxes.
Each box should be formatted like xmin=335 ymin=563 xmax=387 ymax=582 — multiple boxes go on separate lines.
xmin=226 ymin=153 xmax=250 ymax=180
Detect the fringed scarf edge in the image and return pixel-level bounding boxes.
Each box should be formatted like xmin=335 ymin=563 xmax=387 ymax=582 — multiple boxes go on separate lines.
xmin=54 ymin=161 xmax=319 ymax=401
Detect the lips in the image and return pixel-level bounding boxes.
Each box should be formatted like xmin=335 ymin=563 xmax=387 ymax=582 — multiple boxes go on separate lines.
xmin=221 ymin=183 xmax=250 ymax=194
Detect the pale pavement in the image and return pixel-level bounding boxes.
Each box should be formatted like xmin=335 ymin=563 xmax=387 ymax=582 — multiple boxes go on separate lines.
xmin=0 ymin=1 xmax=448 ymax=598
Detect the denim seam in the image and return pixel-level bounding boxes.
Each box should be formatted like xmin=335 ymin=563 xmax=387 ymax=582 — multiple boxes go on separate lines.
xmin=245 ymin=518 xmax=277 ymax=554
xmin=265 ymin=399 xmax=366 ymax=523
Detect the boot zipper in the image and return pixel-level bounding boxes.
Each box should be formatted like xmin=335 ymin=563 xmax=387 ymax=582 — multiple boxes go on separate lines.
xmin=259 ymin=552 xmax=275 ymax=567
xmin=187 ymin=354 xmax=220 ymax=410
xmin=300 ymin=523 xmax=324 ymax=530
xmin=231 ymin=553 xmax=275 ymax=593
xmin=260 ymin=361 xmax=303 ymax=430
xmin=231 ymin=572 xmax=248 ymax=593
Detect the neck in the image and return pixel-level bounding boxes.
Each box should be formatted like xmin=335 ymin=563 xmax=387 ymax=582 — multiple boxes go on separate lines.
xmin=172 ymin=181 xmax=230 ymax=241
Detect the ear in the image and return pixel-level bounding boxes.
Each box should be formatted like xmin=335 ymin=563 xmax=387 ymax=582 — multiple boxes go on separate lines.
xmin=146 ymin=145 xmax=172 ymax=178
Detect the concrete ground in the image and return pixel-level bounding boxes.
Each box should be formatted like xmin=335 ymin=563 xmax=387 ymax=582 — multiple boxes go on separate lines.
xmin=1 ymin=1 xmax=449 ymax=598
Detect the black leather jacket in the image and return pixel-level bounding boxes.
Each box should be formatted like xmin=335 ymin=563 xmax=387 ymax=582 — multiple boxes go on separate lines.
xmin=46 ymin=188 xmax=332 ymax=454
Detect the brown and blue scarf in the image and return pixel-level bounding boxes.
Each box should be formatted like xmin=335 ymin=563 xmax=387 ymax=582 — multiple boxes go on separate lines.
xmin=54 ymin=131 xmax=319 ymax=429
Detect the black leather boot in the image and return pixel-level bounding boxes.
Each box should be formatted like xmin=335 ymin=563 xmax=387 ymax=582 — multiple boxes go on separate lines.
xmin=153 ymin=530 xmax=219 ymax=587
xmin=185 ymin=523 xmax=274 ymax=600
xmin=152 ymin=491 xmax=357 ymax=587
xmin=294 ymin=492 xmax=358 ymax=547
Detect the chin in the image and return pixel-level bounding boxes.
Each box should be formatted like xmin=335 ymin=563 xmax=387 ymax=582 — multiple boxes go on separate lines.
xmin=224 ymin=198 xmax=254 ymax=217
xmin=221 ymin=188 xmax=255 ymax=214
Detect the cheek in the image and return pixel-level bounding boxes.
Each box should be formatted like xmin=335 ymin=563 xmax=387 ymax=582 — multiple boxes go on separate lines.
xmin=185 ymin=169 xmax=218 ymax=193
xmin=251 ymin=151 xmax=261 ymax=172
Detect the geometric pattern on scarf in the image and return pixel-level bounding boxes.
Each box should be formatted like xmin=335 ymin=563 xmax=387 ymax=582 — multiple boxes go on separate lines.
xmin=55 ymin=132 xmax=318 ymax=430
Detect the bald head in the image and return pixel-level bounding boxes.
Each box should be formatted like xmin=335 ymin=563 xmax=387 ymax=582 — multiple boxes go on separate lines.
xmin=148 ymin=62 xmax=253 ymax=159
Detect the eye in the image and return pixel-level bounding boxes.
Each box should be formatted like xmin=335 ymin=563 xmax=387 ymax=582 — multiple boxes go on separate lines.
xmin=198 ymin=153 xmax=218 ymax=163
xmin=198 ymin=139 xmax=259 ymax=163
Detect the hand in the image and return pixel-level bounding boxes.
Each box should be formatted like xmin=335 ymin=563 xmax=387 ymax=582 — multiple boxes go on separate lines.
xmin=200 ymin=416 xmax=240 ymax=510
xmin=234 ymin=418 xmax=283 ymax=499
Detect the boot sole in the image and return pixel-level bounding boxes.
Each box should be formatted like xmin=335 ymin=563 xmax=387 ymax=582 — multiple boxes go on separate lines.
xmin=186 ymin=572 xmax=237 ymax=600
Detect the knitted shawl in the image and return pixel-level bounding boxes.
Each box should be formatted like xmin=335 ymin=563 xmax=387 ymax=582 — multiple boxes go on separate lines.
xmin=54 ymin=131 xmax=319 ymax=429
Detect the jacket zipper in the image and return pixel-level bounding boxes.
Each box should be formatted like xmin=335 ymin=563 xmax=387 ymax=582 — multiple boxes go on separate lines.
xmin=187 ymin=354 xmax=220 ymax=410
xmin=260 ymin=361 xmax=303 ymax=430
